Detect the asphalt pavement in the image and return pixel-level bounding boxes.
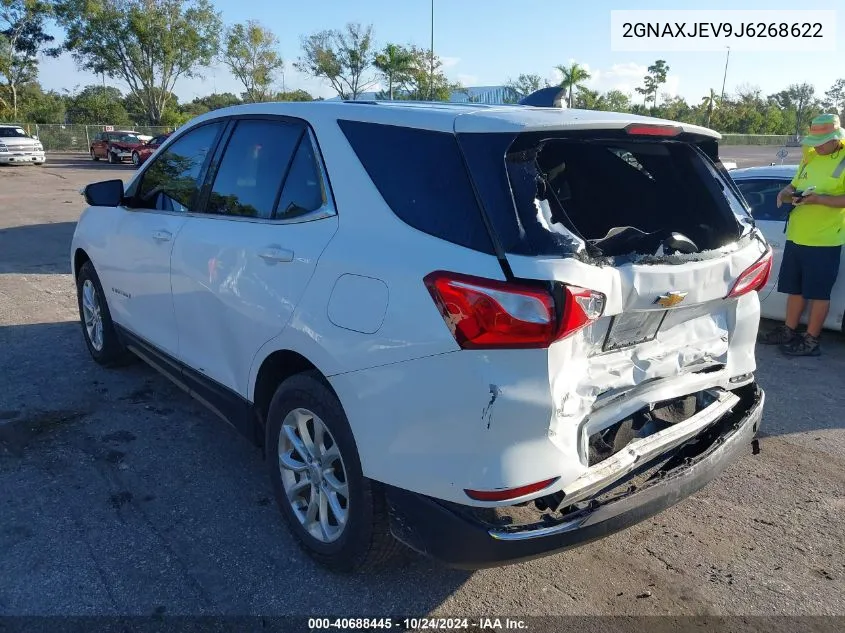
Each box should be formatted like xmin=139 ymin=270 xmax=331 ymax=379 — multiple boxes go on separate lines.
xmin=0 ymin=152 xmax=843 ymax=619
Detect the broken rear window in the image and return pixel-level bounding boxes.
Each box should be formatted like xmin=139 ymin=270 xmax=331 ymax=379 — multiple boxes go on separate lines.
xmin=459 ymin=132 xmax=751 ymax=259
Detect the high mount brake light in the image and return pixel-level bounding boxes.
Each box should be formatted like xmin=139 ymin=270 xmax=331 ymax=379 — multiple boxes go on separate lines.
xmin=423 ymin=272 xmax=605 ymax=350
xmin=624 ymin=123 xmax=683 ymax=137
xmin=727 ymin=248 xmax=773 ymax=298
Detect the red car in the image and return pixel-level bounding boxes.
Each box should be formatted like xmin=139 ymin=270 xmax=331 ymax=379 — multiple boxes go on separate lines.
xmin=90 ymin=130 xmax=145 ymax=164
xmin=131 ymin=133 xmax=172 ymax=167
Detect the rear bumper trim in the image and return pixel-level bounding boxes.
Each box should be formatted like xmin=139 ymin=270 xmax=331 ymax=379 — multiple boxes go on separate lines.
xmin=385 ymin=384 xmax=763 ymax=569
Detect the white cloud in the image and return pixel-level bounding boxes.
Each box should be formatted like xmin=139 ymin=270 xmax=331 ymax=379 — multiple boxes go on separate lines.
xmin=456 ymin=73 xmax=479 ymax=86
xmin=439 ymin=56 xmax=460 ymax=69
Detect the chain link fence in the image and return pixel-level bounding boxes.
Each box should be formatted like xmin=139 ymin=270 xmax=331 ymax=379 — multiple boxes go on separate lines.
xmin=18 ymin=124 xmax=174 ymax=152
xmin=720 ymin=134 xmax=801 ymax=146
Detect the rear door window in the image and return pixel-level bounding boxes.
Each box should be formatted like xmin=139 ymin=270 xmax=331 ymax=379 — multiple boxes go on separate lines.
xmin=205 ymin=119 xmax=303 ymax=219
xmin=734 ymin=178 xmax=792 ymax=222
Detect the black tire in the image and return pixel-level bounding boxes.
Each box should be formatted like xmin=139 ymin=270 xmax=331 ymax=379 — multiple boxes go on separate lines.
xmin=266 ymin=372 xmax=401 ymax=572
xmin=91 ymin=149 xmax=99 ymax=161
xmin=131 ymin=152 xmax=140 ymax=167
xmin=107 ymin=150 xmax=117 ymax=164
xmin=75 ymin=260 xmax=132 ymax=367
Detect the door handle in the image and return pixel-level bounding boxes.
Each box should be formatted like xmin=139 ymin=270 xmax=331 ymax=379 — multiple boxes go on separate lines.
xmin=258 ymin=246 xmax=294 ymax=263
xmin=152 ymin=230 xmax=172 ymax=242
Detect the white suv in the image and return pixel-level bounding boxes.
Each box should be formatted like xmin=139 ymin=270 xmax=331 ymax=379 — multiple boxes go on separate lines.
xmin=71 ymin=100 xmax=768 ymax=571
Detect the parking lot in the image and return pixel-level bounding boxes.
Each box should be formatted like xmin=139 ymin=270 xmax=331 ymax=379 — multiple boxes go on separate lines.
xmin=1 ymin=150 xmax=844 ymax=618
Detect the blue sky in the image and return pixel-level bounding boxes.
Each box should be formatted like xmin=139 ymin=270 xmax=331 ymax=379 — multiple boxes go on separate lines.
xmin=38 ymin=0 xmax=844 ymax=105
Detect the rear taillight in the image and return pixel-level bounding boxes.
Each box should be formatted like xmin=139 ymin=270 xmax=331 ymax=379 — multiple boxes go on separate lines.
xmin=727 ymin=248 xmax=773 ymax=298
xmin=423 ymin=271 xmax=605 ymax=350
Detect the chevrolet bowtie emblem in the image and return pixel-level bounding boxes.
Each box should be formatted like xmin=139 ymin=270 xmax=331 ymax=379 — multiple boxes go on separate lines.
xmin=655 ymin=291 xmax=688 ymax=308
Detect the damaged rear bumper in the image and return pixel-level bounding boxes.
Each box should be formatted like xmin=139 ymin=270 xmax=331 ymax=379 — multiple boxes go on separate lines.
xmin=385 ymin=383 xmax=764 ymax=570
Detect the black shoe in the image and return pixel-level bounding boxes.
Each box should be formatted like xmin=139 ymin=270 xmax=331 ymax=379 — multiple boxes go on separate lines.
xmin=781 ymin=333 xmax=821 ymax=357
xmin=758 ymin=324 xmax=796 ymax=345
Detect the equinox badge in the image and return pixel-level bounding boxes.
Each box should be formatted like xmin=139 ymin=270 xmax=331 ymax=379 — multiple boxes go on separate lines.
xmin=655 ymin=291 xmax=688 ymax=308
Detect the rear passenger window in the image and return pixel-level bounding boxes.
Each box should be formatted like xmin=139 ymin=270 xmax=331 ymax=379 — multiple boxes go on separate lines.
xmin=135 ymin=122 xmax=222 ymax=212
xmin=735 ymin=179 xmax=791 ymax=221
xmin=275 ymin=134 xmax=327 ymax=219
xmin=206 ymin=120 xmax=303 ymax=219
xmin=337 ymin=120 xmax=495 ymax=254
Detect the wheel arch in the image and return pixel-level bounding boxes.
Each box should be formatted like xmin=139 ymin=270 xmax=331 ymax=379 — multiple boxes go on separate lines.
xmin=73 ymin=247 xmax=91 ymax=283
xmin=253 ymin=348 xmax=341 ymax=452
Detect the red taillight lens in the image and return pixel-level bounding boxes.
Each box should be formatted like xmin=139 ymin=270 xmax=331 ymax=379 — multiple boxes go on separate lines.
xmin=465 ymin=477 xmax=559 ymax=502
xmin=727 ymin=248 xmax=773 ymax=298
xmin=624 ymin=123 xmax=682 ymax=137
xmin=423 ymin=272 xmax=605 ymax=350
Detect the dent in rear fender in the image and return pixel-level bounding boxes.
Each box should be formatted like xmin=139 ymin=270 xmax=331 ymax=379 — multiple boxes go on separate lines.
xmin=328 ymin=349 xmax=580 ymax=504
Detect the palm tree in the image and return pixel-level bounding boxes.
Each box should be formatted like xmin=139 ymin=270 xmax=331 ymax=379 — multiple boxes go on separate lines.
xmin=701 ymin=88 xmax=717 ymax=127
xmin=373 ymin=43 xmax=415 ymax=100
xmin=556 ymin=62 xmax=591 ymax=108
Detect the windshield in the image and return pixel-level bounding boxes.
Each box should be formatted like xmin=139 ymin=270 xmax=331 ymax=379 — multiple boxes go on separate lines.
xmin=0 ymin=128 xmax=28 ymax=138
xmin=110 ymin=133 xmax=141 ymax=143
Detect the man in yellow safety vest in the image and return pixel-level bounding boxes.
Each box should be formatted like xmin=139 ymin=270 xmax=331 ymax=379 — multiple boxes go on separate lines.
xmin=757 ymin=113 xmax=845 ymax=356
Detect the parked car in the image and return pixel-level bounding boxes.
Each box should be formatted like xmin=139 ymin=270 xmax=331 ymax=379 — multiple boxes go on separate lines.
xmin=0 ymin=124 xmax=45 ymax=165
xmin=72 ymin=101 xmax=767 ymax=572
xmin=730 ymin=164 xmax=845 ymax=332
xmin=90 ymin=130 xmax=145 ymax=164
xmin=132 ymin=133 xmax=171 ymax=167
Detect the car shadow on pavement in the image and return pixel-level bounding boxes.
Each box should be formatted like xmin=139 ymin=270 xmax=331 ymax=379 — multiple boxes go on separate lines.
xmin=0 ymin=221 xmax=76 ymax=274
xmin=0 ymin=321 xmax=472 ymax=616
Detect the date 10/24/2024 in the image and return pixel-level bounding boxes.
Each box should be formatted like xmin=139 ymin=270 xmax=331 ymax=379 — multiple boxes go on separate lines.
xmin=307 ymin=618 xmax=529 ymax=630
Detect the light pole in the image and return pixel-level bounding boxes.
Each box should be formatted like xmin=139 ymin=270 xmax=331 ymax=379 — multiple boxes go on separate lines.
xmin=720 ymin=46 xmax=730 ymax=103
xmin=429 ymin=0 xmax=434 ymax=101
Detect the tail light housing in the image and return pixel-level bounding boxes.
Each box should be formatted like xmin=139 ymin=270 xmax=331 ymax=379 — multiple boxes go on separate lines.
xmin=727 ymin=248 xmax=773 ymax=298
xmin=423 ymin=271 xmax=605 ymax=350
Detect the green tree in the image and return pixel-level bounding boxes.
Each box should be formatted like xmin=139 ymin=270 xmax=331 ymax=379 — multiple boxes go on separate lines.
xmin=224 ymin=20 xmax=284 ymax=103
xmin=769 ymin=83 xmax=818 ymax=137
xmin=373 ymin=43 xmax=414 ymax=100
xmin=603 ymin=90 xmax=631 ymax=113
xmin=555 ymin=62 xmax=590 ymax=108
xmin=54 ymin=0 xmax=222 ymax=125
xmin=394 ymin=46 xmax=460 ymax=102
xmin=573 ymin=85 xmax=602 ymax=110
xmin=823 ymin=78 xmax=845 ymax=118
xmin=19 ymin=83 xmax=64 ymax=123
xmin=274 ymin=89 xmax=314 ymax=102
xmin=123 ymin=87 xmax=178 ymax=125
xmin=295 ymin=22 xmax=376 ymax=100
xmin=505 ymin=73 xmax=548 ymax=102
xmin=700 ymin=88 xmax=717 ymax=127
xmin=636 ymin=59 xmax=669 ymax=109
xmin=0 ymin=0 xmax=58 ymax=119
xmin=184 ymin=92 xmax=240 ymax=114
xmin=65 ymin=84 xmax=131 ymax=125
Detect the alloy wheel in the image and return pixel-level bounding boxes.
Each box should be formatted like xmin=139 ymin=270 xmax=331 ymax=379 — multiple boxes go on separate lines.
xmin=81 ymin=279 xmax=104 ymax=351
xmin=278 ymin=407 xmax=350 ymax=543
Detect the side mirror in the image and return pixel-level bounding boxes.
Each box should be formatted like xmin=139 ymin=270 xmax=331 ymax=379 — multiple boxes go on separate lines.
xmin=84 ymin=179 xmax=125 ymax=207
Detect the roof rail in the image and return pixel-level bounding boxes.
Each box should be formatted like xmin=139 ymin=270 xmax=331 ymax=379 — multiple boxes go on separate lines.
xmin=518 ymin=86 xmax=567 ymax=108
